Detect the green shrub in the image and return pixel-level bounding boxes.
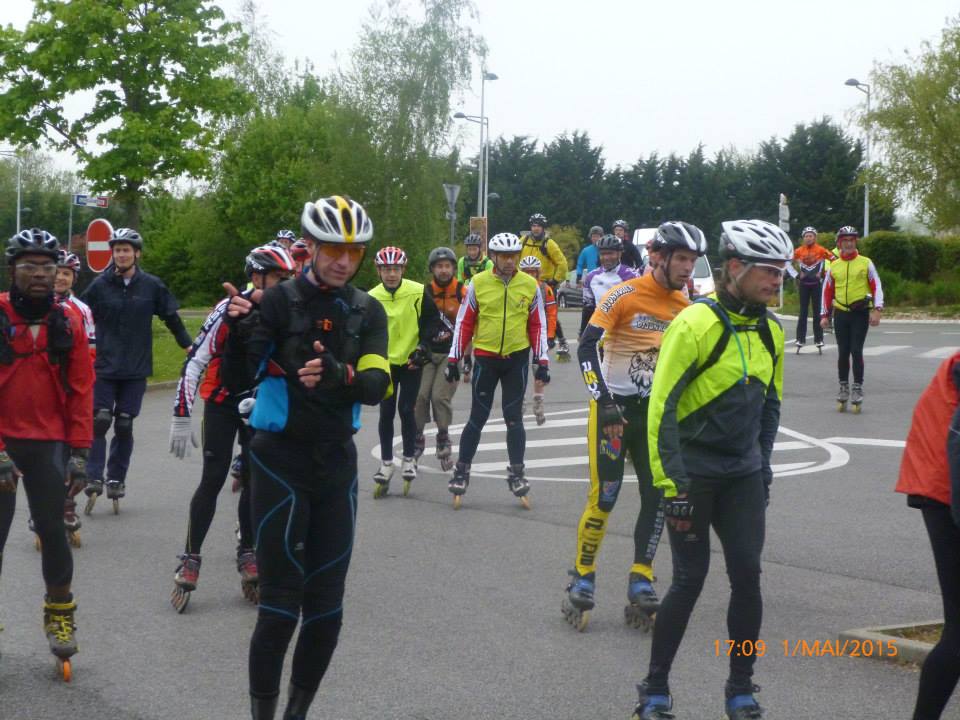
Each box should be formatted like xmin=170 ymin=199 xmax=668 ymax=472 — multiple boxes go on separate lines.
xmin=931 ymin=280 xmax=960 ymax=305
xmin=862 ymin=231 xmax=917 ymax=279
xmin=878 ymin=270 xmax=906 ymax=306
xmin=940 ymin=237 xmax=960 ymax=271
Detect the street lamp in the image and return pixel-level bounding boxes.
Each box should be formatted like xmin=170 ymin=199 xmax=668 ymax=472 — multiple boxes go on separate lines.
xmin=0 ymin=150 xmax=23 ymax=234
xmin=845 ymin=77 xmax=871 ymax=237
xmin=480 ymin=71 xmax=497 ymax=218
xmin=453 ymin=111 xmax=490 ymax=217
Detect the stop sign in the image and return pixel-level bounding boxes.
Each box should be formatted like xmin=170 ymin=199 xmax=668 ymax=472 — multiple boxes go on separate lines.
xmin=86 ymin=218 xmax=114 ymax=272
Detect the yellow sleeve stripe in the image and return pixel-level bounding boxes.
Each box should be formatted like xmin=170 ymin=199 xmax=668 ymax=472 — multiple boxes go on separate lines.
xmin=358 ymin=353 xmax=393 ymax=399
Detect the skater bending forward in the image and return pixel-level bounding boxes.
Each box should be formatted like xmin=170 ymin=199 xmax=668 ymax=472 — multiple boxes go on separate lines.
xmin=223 ymin=195 xmax=390 ymax=719
xmin=0 ymin=229 xmax=94 ymax=679
xmin=633 ymin=219 xmax=790 ymax=720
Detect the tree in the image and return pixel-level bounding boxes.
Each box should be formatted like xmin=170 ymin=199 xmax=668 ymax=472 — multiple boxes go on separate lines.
xmin=0 ymin=0 xmax=250 ymax=228
xmin=866 ymin=15 xmax=960 ymax=230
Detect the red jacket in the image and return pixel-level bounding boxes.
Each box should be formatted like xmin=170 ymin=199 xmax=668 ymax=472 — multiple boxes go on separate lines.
xmin=0 ymin=293 xmax=95 ymax=451
xmin=895 ymin=352 xmax=960 ymax=507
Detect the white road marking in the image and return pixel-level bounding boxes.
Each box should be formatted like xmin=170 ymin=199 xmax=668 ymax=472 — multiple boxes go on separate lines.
xmin=861 ymin=345 xmax=911 ymax=356
xmin=823 ymin=437 xmax=905 ymax=448
xmin=883 ymin=331 xmax=913 ymax=334
xmin=917 ymin=347 xmax=960 ymax=359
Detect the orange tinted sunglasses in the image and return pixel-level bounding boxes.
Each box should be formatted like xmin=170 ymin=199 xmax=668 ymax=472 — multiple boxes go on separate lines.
xmin=316 ymin=243 xmax=366 ymax=262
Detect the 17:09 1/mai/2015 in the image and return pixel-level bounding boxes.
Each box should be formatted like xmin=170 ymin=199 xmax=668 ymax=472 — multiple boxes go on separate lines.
xmin=713 ymin=639 xmax=899 ymax=658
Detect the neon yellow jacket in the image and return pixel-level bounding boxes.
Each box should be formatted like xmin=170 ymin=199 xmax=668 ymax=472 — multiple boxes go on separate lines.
xmin=369 ymin=279 xmax=428 ymax=366
xmin=520 ymin=234 xmax=568 ymax=283
xmin=647 ymin=299 xmax=784 ymax=497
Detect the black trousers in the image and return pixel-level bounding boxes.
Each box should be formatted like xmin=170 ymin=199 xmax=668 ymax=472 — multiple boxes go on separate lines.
xmin=833 ymin=308 xmax=870 ymax=383
xmin=645 ymin=471 xmax=766 ymax=695
xmin=378 ymin=364 xmax=421 ymax=461
xmin=458 ymin=350 xmax=529 ymax=466
xmin=796 ymin=282 xmax=823 ymax=345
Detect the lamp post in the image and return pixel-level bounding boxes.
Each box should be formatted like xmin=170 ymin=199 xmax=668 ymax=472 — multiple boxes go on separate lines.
xmin=453 ymin=112 xmax=489 ymax=214
xmin=845 ymin=78 xmax=871 ymax=237
xmin=480 ymin=71 xmax=497 ymax=217
xmin=0 ymin=150 xmax=23 ymax=234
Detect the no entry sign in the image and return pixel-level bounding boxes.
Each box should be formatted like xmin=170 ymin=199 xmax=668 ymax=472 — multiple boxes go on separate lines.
xmin=86 ymin=218 xmax=114 ymax=273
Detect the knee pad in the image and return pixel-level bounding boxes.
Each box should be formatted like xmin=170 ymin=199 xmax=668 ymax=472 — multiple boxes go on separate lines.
xmin=114 ymin=413 xmax=134 ymax=441
xmin=597 ymin=483 xmax=621 ymax=513
xmin=93 ymin=408 xmax=113 ymax=438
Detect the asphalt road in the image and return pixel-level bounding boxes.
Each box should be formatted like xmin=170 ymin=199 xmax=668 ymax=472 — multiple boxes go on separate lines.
xmin=1 ymin=313 xmax=956 ymax=719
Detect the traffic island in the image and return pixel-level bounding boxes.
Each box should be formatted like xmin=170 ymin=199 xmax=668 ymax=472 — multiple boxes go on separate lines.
xmin=839 ymin=620 xmax=942 ymax=665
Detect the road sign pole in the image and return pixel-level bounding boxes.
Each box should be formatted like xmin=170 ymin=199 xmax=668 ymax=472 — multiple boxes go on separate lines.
xmin=68 ymin=197 xmax=73 ymax=251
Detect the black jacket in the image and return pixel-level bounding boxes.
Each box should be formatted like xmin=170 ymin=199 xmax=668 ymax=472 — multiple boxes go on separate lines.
xmin=81 ymin=267 xmax=191 ymax=379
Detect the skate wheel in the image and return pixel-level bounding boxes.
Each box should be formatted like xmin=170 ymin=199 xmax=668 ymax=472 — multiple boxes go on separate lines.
xmin=452 ymin=495 xmax=462 ymax=510
xmin=836 ymin=402 xmax=846 ymax=412
xmin=402 ymin=480 xmax=412 ymax=497
xmin=58 ymin=658 xmax=72 ymax=682
xmin=373 ymin=484 xmax=388 ymax=499
xmin=83 ymin=496 xmax=96 ymax=516
xmin=624 ymin=605 xmax=655 ymax=632
xmin=852 ymin=404 xmax=862 ymax=414
xmin=519 ymin=496 xmax=531 ymax=510
xmin=34 ymin=536 xmax=41 ymax=552
xmin=68 ymin=531 xmax=81 ymax=548
xmin=112 ymin=499 xmax=119 ymax=514
xmin=242 ymin=581 xmax=259 ymax=605
xmin=561 ymin=599 xmax=590 ymax=632
xmin=440 ymin=459 xmax=454 ymax=472
xmin=170 ymin=586 xmax=191 ymax=614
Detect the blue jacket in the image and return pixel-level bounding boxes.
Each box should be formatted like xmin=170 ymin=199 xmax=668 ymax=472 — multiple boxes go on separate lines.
xmin=576 ymin=244 xmax=599 ymax=280
xmin=81 ymin=267 xmax=191 ymax=379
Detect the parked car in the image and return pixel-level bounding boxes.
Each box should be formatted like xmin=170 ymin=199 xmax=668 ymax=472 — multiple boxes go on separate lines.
xmin=555 ymin=272 xmax=583 ymax=309
xmin=639 ymin=240 xmax=715 ymax=299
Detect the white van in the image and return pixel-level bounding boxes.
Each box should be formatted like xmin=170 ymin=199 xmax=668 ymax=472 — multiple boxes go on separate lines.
xmin=635 ymin=228 xmax=715 ymax=298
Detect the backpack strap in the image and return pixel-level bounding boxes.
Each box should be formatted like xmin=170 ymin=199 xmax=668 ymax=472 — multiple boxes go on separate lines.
xmin=0 ymin=307 xmax=12 ymax=366
xmin=689 ymin=297 xmax=732 ymax=383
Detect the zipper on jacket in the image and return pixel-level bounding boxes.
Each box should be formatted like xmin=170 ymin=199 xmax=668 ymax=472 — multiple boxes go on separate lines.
xmin=499 ymin=279 xmax=508 ymax=355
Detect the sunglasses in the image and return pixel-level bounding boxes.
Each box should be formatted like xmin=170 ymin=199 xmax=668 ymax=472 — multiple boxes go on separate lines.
xmin=748 ymin=262 xmax=788 ymax=277
xmin=15 ymin=262 xmax=57 ymax=274
xmin=315 ymin=244 xmax=366 ymax=262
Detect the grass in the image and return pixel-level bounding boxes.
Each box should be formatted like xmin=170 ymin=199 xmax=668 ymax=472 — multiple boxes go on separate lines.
xmin=149 ymin=315 xmax=205 ymax=383
xmin=885 ymin=623 xmax=943 ymax=646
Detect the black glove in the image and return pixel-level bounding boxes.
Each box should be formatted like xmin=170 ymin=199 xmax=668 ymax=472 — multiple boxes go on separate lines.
xmin=66 ymin=448 xmax=89 ymax=496
xmin=0 ymin=450 xmax=19 ymax=492
xmin=315 ymin=349 xmax=353 ymax=390
xmin=664 ymin=495 xmax=694 ymax=521
xmin=408 ymin=345 xmax=430 ymax=368
xmin=462 ymin=355 xmax=473 ymax=375
xmin=445 ymin=361 xmax=461 ymax=383
xmin=547 ymin=337 xmax=556 ymax=350
xmin=534 ymin=363 xmax=550 ymax=384
xmin=597 ymin=397 xmax=625 ymax=430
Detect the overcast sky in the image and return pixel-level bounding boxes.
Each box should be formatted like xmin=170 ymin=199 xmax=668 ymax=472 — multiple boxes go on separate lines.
xmin=4 ymin=0 xmax=958 ymax=169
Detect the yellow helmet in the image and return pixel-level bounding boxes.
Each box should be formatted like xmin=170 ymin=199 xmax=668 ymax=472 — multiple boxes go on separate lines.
xmin=301 ymin=195 xmax=374 ymax=244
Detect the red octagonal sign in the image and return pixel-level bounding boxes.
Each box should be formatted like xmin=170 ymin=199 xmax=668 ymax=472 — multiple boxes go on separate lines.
xmin=85 ymin=218 xmax=114 ymax=273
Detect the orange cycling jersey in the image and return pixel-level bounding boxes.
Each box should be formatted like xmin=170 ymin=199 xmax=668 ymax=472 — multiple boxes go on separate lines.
xmin=588 ymin=273 xmax=689 ymax=398
xmin=539 ymin=281 xmax=557 ymax=339
xmin=793 ymin=244 xmax=835 ymax=284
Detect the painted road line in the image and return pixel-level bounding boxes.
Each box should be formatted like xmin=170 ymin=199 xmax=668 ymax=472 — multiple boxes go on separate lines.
xmin=861 ymin=345 xmax=911 ymax=356
xmin=883 ymin=331 xmax=914 ymax=334
xmin=916 ymin=347 xmax=960 ymax=359
xmin=824 ymin=437 xmax=905 ymax=448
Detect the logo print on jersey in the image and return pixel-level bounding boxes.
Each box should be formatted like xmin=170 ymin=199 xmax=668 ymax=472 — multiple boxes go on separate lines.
xmin=599 ymin=284 xmax=634 ymax=313
xmin=628 ymin=348 xmax=659 ymax=397
xmin=600 ymin=437 xmax=621 ymax=461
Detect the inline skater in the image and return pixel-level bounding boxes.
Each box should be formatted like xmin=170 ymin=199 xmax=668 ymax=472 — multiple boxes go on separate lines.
xmin=575 ymin=226 xmax=603 ymax=285
xmin=221 ymin=195 xmax=389 ymax=720
xmin=820 ymin=226 xmax=883 ymax=412
xmin=614 ymin=219 xmax=643 ymax=270
xmin=168 ymin=245 xmax=295 ymax=613
xmin=414 ymin=247 xmax=465 ymax=471
xmin=446 ymin=232 xmax=549 ymax=509
xmin=518 ymin=256 xmax=558 ymax=425
xmin=456 ymin=232 xmax=493 ymax=284
xmin=792 ymin=226 xmax=834 ymax=352
xmin=896 ymin=351 xmax=960 ymax=720
xmin=55 ymin=250 xmax=96 ymax=358
xmin=0 ymin=228 xmax=94 ymax=681
xmin=369 ymin=246 xmax=439 ymax=497
xmin=579 ymin=234 xmax=638 ymax=335
xmin=565 ymin=222 xmax=701 ymax=633
xmin=80 ymin=227 xmax=192 ymax=514
xmin=520 ymin=213 xmax=570 ymax=361
xmin=632 ymin=219 xmax=790 ymax=720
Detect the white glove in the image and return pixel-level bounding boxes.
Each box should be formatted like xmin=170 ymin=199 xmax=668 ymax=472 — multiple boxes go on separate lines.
xmin=169 ymin=416 xmax=198 ymax=459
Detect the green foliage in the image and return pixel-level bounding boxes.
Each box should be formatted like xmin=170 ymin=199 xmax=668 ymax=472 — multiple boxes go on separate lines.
xmin=860 ymin=231 xmax=944 ymax=282
xmin=867 ymin=15 xmax=960 ymax=230
xmin=0 ymin=0 xmax=250 ymax=226
xmin=545 ymin=225 xmax=581 ymax=272
xmin=149 ymin=315 xmax=205 ymax=383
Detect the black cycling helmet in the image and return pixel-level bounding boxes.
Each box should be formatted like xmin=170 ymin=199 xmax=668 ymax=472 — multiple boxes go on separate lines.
xmin=529 ymin=213 xmax=548 ymax=227
xmin=428 ymin=246 xmax=457 ymax=268
xmin=6 ymin=228 xmax=59 ymax=265
xmin=596 ymin=234 xmax=622 ymax=251
xmin=109 ymin=227 xmax=143 ymax=250
xmin=651 ymin=221 xmax=708 ymax=256
xmin=463 ymin=233 xmax=482 ymax=247
xmin=836 ymin=225 xmax=859 ymax=239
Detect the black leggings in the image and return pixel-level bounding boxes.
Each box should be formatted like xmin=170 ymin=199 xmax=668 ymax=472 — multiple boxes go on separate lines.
xmin=184 ymin=401 xmax=253 ymax=554
xmin=0 ymin=439 xmax=72 ymax=589
xmin=796 ymin=282 xmax=823 ymax=345
xmin=247 ymin=432 xmax=358 ymax=699
xmin=458 ymin=350 xmax=529 ymax=466
xmin=913 ymin=503 xmax=960 ymax=720
xmin=833 ymin=308 xmax=870 ymax=383
xmin=645 ymin=471 xmax=766 ymax=695
xmin=378 ymin=364 xmax=421 ymax=461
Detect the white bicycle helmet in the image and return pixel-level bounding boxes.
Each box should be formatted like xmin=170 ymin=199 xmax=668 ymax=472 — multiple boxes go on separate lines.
xmin=652 ymin=221 xmax=707 ymax=255
xmin=518 ymin=256 xmax=541 ymax=270
xmin=302 ymin=195 xmax=373 ymax=244
xmin=488 ymin=232 xmax=522 ymax=254
xmin=719 ymin=220 xmax=793 ymax=262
